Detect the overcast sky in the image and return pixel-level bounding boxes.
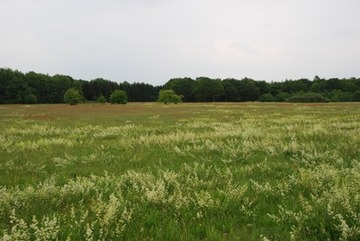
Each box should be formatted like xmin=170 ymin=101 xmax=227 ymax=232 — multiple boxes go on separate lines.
xmin=1 ymin=0 xmax=360 ymax=85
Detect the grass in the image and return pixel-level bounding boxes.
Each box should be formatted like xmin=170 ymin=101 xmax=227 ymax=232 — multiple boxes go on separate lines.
xmin=0 ymin=102 xmax=360 ymax=240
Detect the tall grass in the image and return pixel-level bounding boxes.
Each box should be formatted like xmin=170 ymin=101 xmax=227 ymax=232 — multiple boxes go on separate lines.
xmin=0 ymin=103 xmax=360 ymax=240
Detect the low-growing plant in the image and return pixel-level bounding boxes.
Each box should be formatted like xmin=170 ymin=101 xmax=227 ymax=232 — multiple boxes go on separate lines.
xmin=109 ymin=90 xmax=128 ymax=104
xmin=97 ymin=95 xmax=107 ymax=103
xmin=1 ymin=103 xmax=360 ymax=240
xmin=275 ymin=91 xmax=291 ymax=102
xmin=157 ymin=90 xmax=182 ymax=104
xmin=259 ymin=93 xmax=275 ymax=102
xmin=286 ymin=92 xmax=330 ymax=102
xmin=64 ymin=88 xmax=83 ymax=105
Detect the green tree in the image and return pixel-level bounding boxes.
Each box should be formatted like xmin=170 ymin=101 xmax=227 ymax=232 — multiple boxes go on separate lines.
xmin=255 ymin=80 xmax=271 ymax=96
xmin=64 ymin=88 xmax=83 ymax=105
xmin=310 ymin=81 xmax=326 ymax=93
xmin=325 ymin=90 xmax=352 ymax=102
xmin=340 ymin=79 xmax=359 ymax=93
xmin=23 ymin=93 xmax=38 ymax=104
xmin=193 ymin=77 xmax=224 ymax=102
xmin=222 ymin=78 xmax=241 ymax=102
xmin=353 ymin=90 xmax=360 ymax=101
xmin=157 ymin=90 xmax=182 ymax=104
xmin=124 ymin=82 xmax=160 ymax=102
xmin=88 ymin=78 xmax=119 ymax=101
xmin=0 ymin=68 xmax=37 ymax=104
xmin=51 ymin=75 xmax=80 ymax=103
xmin=270 ymin=82 xmax=284 ymax=96
xmin=109 ymin=90 xmax=128 ymax=104
xmin=164 ymin=78 xmax=195 ymax=102
xmin=282 ymin=79 xmax=311 ymax=94
xmin=238 ymin=78 xmax=260 ymax=101
xmin=326 ymin=78 xmax=342 ymax=91
xmin=25 ymin=71 xmax=52 ymax=103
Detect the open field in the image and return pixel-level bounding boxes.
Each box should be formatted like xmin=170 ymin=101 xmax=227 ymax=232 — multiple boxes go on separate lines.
xmin=1 ymin=102 xmax=360 ymax=240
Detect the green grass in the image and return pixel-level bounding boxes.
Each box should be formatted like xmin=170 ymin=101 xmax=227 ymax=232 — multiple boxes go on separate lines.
xmin=1 ymin=102 xmax=360 ymax=240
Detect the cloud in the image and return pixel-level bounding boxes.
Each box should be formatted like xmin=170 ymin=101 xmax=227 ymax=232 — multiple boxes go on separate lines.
xmin=230 ymin=42 xmax=260 ymax=55
xmin=1 ymin=0 xmax=360 ymax=84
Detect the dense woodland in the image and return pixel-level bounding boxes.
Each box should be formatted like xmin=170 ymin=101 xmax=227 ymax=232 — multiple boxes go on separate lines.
xmin=1 ymin=67 xmax=360 ymax=104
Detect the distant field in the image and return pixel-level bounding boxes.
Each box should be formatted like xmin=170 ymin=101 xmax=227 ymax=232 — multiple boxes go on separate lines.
xmin=1 ymin=102 xmax=360 ymax=240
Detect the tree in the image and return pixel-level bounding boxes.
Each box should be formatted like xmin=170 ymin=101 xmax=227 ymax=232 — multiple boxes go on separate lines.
xmin=109 ymin=90 xmax=128 ymax=104
xmin=270 ymin=82 xmax=284 ymax=96
xmin=222 ymin=78 xmax=241 ymax=102
xmin=164 ymin=77 xmax=195 ymax=102
xmin=193 ymin=77 xmax=224 ymax=102
xmin=255 ymin=80 xmax=271 ymax=96
xmin=282 ymin=79 xmax=310 ymax=94
xmin=0 ymin=68 xmax=38 ymax=104
xmin=353 ymin=90 xmax=360 ymax=101
xmin=25 ymin=71 xmax=52 ymax=103
xmin=326 ymin=78 xmax=342 ymax=91
xmin=157 ymin=90 xmax=182 ymax=104
xmin=64 ymin=88 xmax=83 ymax=105
xmin=238 ymin=78 xmax=260 ymax=101
xmin=124 ymin=82 xmax=160 ymax=102
xmin=340 ymin=79 xmax=359 ymax=93
xmin=90 ymin=78 xmax=119 ymax=101
xmin=310 ymin=80 xmax=326 ymax=93
xmin=82 ymin=81 xmax=97 ymax=101
xmin=325 ymin=90 xmax=352 ymax=102
xmin=51 ymin=74 xmax=79 ymax=103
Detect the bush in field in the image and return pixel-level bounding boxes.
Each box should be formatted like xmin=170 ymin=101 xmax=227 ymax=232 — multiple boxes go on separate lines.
xmin=110 ymin=90 xmax=128 ymax=104
xmin=157 ymin=90 xmax=182 ymax=104
xmin=259 ymin=93 xmax=275 ymax=102
xmin=286 ymin=92 xmax=330 ymax=103
xmin=97 ymin=95 xmax=107 ymax=103
xmin=64 ymin=88 xmax=83 ymax=105
xmin=275 ymin=91 xmax=291 ymax=102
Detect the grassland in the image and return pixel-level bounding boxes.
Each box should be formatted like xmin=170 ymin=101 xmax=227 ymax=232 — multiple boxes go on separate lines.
xmin=0 ymin=102 xmax=360 ymax=240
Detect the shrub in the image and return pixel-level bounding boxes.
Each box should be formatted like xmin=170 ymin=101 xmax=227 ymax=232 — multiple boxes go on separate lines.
xmin=259 ymin=93 xmax=275 ymax=102
xmin=157 ymin=90 xmax=182 ymax=104
xmin=97 ymin=95 xmax=107 ymax=103
xmin=64 ymin=88 xmax=83 ymax=105
xmin=275 ymin=92 xmax=291 ymax=102
xmin=109 ymin=90 xmax=128 ymax=104
xmin=286 ymin=92 xmax=330 ymax=103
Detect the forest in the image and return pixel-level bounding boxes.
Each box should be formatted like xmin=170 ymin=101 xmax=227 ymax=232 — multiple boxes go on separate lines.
xmin=1 ymin=67 xmax=360 ymax=104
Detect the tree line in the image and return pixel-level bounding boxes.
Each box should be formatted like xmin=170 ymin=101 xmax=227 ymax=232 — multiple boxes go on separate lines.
xmin=164 ymin=76 xmax=360 ymax=102
xmin=0 ymin=68 xmax=161 ymax=104
xmin=1 ymin=67 xmax=360 ymax=104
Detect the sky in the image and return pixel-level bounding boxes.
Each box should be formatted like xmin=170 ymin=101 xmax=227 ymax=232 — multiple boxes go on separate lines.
xmin=1 ymin=0 xmax=360 ymax=85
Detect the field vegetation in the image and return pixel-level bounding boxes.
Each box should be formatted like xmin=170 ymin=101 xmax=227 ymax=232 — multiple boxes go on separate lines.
xmin=0 ymin=103 xmax=360 ymax=240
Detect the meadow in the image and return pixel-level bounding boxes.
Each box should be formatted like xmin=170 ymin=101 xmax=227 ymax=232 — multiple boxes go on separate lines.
xmin=0 ymin=102 xmax=360 ymax=240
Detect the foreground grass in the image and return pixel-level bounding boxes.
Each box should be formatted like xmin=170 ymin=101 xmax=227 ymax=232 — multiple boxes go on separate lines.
xmin=0 ymin=102 xmax=360 ymax=240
